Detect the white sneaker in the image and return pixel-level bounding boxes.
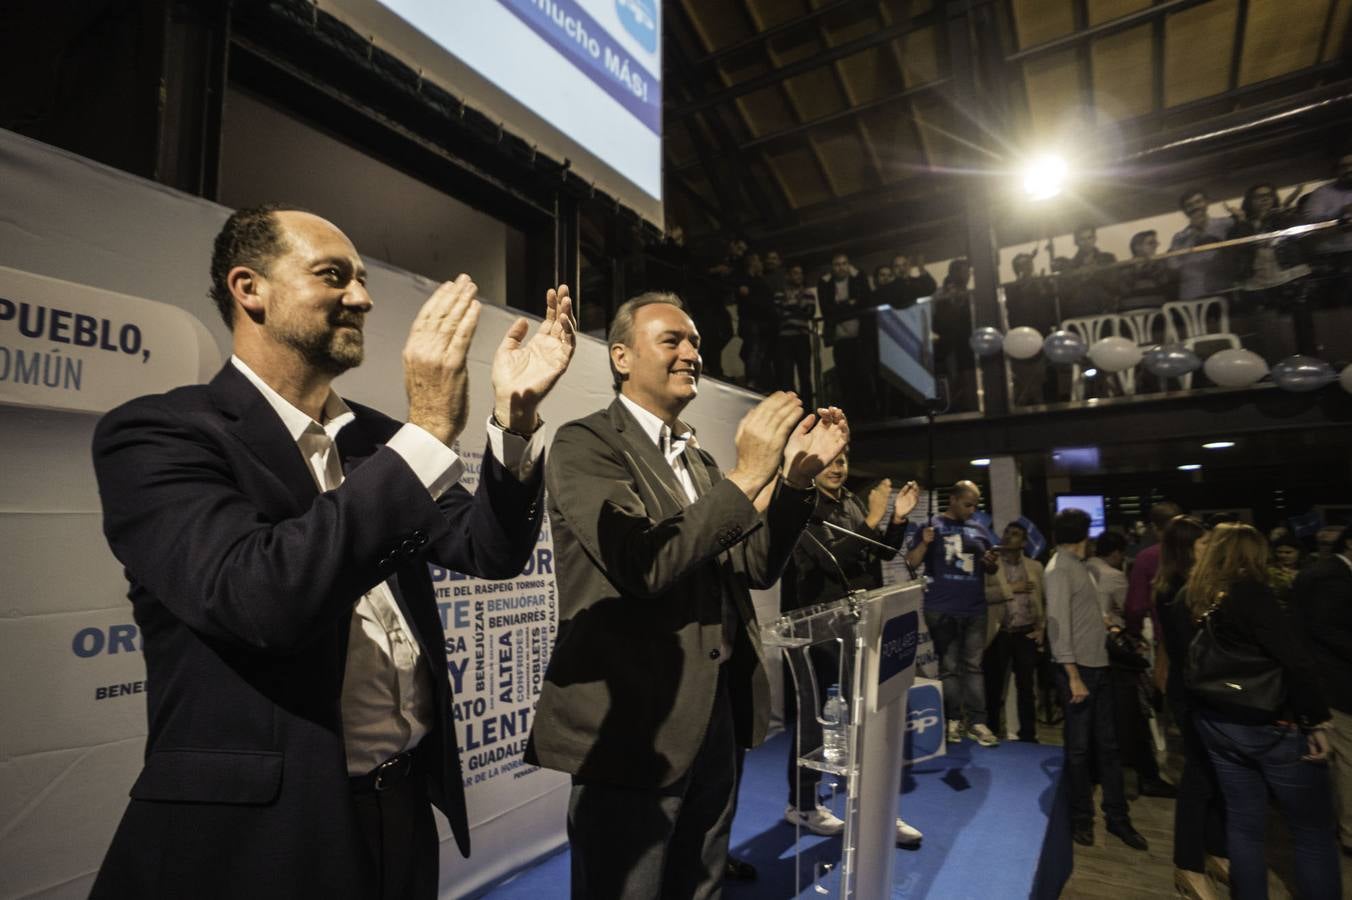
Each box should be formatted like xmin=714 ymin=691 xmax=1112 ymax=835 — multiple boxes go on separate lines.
xmin=945 ymin=719 xmax=963 ymax=744
xmin=895 ymin=818 xmax=923 ymax=846
xmin=784 ymin=804 xmax=845 ymax=836
xmin=968 ymin=723 xmax=999 ymax=747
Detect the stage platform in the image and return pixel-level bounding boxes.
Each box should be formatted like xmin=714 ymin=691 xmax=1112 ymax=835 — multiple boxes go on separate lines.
xmin=481 ymin=731 xmax=1070 ymax=899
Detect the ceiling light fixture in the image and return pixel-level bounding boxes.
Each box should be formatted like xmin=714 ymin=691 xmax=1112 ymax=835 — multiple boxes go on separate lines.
xmin=1177 ymin=463 xmax=1202 ymax=471
xmin=970 ymin=458 xmax=992 ymax=467
xmin=1202 ymin=441 xmax=1235 ymax=449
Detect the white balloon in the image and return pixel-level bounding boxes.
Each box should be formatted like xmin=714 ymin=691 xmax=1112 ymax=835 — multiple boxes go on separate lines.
xmin=1003 ymin=326 xmax=1043 ymax=360
xmin=1203 ymin=348 xmax=1269 ymax=388
xmin=1087 ymin=336 xmax=1143 ymax=373
xmin=1342 ymin=364 xmax=1352 ymax=395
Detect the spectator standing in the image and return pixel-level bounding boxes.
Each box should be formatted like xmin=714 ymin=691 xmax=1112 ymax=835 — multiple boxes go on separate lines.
xmin=906 ymin=481 xmax=1000 ymax=746
xmin=698 ymin=238 xmax=744 ymax=379
xmin=1303 ymin=149 xmax=1352 ymax=255
xmin=774 ymin=263 xmax=818 ymax=409
xmin=1169 ymin=189 xmax=1234 ymax=300
xmin=1004 ymin=252 xmax=1059 ymax=405
xmin=819 ymin=253 xmax=875 ymax=412
xmin=931 ymin=259 xmax=974 ymax=411
xmin=1119 ymin=230 xmax=1176 ymax=310
xmin=1184 ymin=524 xmax=1341 ymax=900
xmin=1289 ymin=525 xmax=1352 ymax=856
xmin=1052 ymin=224 xmax=1119 ymax=318
xmin=1155 ymin=517 xmax=1228 ymax=898
xmin=1267 ymin=534 xmax=1304 ymax=598
xmin=1045 ymin=508 xmax=1149 ymax=851
xmin=875 ymin=253 xmax=938 ymax=309
xmin=1091 ymin=531 xmax=1176 ymax=799
xmin=983 ymin=521 xmax=1045 ymax=742
xmin=1124 ymin=501 xmax=1183 ymax=640
xmin=780 ymin=456 xmax=921 ymax=843
xmin=735 ymin=253 xmax=777 ymax=391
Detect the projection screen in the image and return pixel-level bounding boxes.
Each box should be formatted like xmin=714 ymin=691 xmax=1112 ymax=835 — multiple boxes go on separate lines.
xmin=322 ymin=0 xmax=664 ymax=226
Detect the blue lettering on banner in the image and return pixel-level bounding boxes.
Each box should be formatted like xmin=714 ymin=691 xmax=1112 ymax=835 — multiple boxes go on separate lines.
xmin=72 ymin=624 xmax=142 ymax=658
xmin=499 ymin=0 xmax=661 ymax=135
xmin=877 ymin=610 xmax=918 ymax=686
xmin=0 ymin=297 xmax=150 ymax=361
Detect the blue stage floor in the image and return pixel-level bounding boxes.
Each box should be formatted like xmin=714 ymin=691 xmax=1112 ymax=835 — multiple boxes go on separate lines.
xmin=484 ymin=732 xmax=1070 ymax=899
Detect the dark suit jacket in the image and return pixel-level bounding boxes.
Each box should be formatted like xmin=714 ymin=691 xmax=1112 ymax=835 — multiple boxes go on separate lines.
xmin=525 ymin=399 xmax=815 ymax=788
xmin=1291 ymin=555 xmax=1352 ymax=714
xmin=818 ymin=272 xmax=874 ymax=345
xmin=89 ymin=363 xmax=544 ymax=899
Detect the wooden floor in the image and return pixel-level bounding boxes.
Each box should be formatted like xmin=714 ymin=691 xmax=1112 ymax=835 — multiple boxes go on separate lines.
xmin=1039 ymin=719 xmax=1352 ymax=899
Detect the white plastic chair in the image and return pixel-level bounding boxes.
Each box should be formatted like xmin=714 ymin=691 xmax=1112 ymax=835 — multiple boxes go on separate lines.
xmin=1060 ymin=314 xmax=1127 ymax=400
xmin=1112 ymin=308 xmax=1163 ymax=395
xmin=1162 ymin=297 xmax=1242 ymax=390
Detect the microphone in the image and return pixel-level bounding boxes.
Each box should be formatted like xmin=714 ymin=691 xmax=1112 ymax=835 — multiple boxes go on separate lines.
xmin=801 ymin=528 xmax=856 ymax=602
xmin=808 ymin=516 xmax=902 ymax=556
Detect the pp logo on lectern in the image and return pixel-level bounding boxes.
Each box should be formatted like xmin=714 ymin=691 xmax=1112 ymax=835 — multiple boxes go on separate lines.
xmin=904 ymin=682 xmax=946 ymax=763
xmin=906 ymin=706 xmax=941 ymax=736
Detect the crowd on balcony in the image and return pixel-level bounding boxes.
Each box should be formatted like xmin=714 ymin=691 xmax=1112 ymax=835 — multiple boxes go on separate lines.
xmin=647 ymin=148 xmax=1352 ymax=417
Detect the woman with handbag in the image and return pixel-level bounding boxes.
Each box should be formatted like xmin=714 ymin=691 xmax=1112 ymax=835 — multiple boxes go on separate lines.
xmin=1182 ymin=523 xmax=1341 ymax=900
xmin=1157 ymin=517 xmax=1228 ymax=899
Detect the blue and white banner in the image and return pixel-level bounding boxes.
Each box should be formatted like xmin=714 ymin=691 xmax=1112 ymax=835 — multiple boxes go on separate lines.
xmin=498 ymin=0 xmax=661 ymax=135
xmin=904 ymin=678 xmax=946 ymax=765
xmin=0 ymin=267 xmax=221 ymax=415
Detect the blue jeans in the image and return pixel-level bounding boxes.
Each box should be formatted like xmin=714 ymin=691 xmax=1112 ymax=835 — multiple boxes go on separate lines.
xmin=1195 ymin=712 xmax=1342 ymax=900
xmin=924 ymin=611 xmax=987 ymax=726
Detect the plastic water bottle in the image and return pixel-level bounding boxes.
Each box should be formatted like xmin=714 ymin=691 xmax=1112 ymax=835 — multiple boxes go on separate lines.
xmin=821 ymin=684 xmax=849 ymax=765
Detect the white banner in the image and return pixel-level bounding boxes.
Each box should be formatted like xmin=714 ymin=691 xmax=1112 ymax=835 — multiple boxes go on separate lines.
xmin=0 ymin=128 xmax=763 ymax=899
xmin=0 ymin=267 xmax=221 ymax=414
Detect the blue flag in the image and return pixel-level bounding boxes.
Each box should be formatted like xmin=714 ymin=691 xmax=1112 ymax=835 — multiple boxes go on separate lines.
xmin=1289 ymin=509 xmax=1323 ymax=539
xmin=969 ymin=510 xmax=998 ymax=548
xmin=1015 ymin=515 xmax=1047 ymax=559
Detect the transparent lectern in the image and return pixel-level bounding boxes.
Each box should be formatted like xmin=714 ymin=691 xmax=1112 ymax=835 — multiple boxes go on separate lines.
xmin=764 ymin=582 xmax=923 ymax=897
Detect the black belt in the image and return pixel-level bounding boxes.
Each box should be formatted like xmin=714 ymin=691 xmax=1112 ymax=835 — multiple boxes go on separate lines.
xmin=349 ymin=746 xmax=421 ymax=793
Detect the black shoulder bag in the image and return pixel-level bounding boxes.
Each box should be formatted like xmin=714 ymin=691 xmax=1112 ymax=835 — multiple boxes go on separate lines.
xmin=1184 ymin=599 xmax=1285 ymax=718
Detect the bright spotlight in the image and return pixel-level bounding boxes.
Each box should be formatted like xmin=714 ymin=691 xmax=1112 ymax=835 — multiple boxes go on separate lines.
xmin=1022 ymin=154 xmax=1068 ymax=200
xmin=1082 ymin=367 xmax=1099 ymax=378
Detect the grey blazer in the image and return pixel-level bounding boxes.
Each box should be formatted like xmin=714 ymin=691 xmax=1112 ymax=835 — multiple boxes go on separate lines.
xmin=525 ymin=399 xmax=815 ymax=788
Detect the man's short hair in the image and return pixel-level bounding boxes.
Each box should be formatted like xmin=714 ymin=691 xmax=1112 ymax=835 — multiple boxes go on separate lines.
xmin=1095 ymin=530 xmax=1127 ymax=557
xmin=1073 ymin=223 xmax=1096 ymax=237
xmin=607 ymin=291 xmax=686 ymax=391
xmin=1179 ymin=187 xmax=1207 ymax=210
xmin=209 ymin=204 xmax=305 ymax=329
xmin=1129 ymin=230 xmax=1157 ymax=256
xmin=1053 ymin=508 xmax=1092 ymax=545
xmin=1149 ymin=501 xmax=1183 ymax=531
xmin=1003 ymin=520 xmax=1027 ymax=537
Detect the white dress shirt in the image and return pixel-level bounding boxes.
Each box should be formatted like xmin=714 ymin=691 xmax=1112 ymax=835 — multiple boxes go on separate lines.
xmin=230 ymin=356 xmax=543 ymax=774
xmin=617 ymin=393 xmax=736 ymax=662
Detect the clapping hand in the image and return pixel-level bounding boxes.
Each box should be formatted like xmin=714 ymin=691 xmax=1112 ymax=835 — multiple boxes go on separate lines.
xmin=892 ymin=480 xmax=920 ymax=522
xmin=491 ymin=285 xmax=576 ymax=433
xmin=783 ymin=406 xmax=849 ymax=488
xmin=404 ymin=275 xmax=482 ymax=446
xmin=867 ymin=478 xmax=893 ymax=523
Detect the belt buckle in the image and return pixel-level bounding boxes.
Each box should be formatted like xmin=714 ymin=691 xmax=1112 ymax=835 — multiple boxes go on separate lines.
xmin=372 ymin=752 xmax=408 ymax=792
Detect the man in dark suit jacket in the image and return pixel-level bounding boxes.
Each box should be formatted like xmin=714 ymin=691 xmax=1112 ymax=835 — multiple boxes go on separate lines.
xmin=818 ymin=253 xmax=875 ymax=414
xmin=526 ymin=292 xmax=848 ymax=898
xmin=90 ymin=205 xmax=576 ymax=899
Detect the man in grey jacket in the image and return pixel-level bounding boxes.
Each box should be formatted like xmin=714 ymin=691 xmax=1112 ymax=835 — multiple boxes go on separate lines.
xmin=526 ymin=292 xmax=848 ymax=898
xmin=1045 ymin=508 xmax=1147 ymax=851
